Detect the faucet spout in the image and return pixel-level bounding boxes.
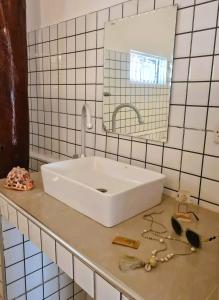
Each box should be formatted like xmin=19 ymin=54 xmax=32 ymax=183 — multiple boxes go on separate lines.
xmin=81 ymin=104 xmax=93 ymax=157
xmin=111 ymin=103 xmax=144 ymax=132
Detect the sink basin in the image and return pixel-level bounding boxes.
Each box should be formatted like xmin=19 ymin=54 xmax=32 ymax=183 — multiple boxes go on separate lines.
xmin=41 ymin=156 xmax=165 ymax=227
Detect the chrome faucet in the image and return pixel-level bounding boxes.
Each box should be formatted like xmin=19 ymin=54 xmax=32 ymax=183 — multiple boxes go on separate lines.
xmin=81 ymin=104 xmax=93 ymax=157
xmin=111 ymin=103 xmax=144 ymax=132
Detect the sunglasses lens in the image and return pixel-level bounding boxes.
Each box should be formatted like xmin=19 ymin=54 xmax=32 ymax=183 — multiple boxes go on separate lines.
xmin=171 ymin=217 xmax=182 ymax=235
xmin=186 ymin=229 xmax=201 ymax=248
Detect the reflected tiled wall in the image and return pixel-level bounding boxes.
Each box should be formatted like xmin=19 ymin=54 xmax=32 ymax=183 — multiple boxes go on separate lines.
xmin=103 ymin=49 xmax=170 ymax=141
xmin=28 ymin=0 xmax=219 ymax=212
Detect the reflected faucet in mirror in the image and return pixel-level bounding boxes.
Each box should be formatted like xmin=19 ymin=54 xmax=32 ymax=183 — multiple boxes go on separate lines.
xmin=112 ymin=103 xmax=144 ymax=133
xmin=81 ymin=104 xmax=93 ymax=157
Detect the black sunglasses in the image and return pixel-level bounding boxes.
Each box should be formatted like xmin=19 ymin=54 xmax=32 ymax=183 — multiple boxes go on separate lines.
xmin=171 ymin=217 xmax=217 ymax=249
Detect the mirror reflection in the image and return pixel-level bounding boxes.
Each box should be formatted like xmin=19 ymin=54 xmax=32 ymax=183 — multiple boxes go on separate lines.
xmin=103 ymin=6 xmax=177 ymax=142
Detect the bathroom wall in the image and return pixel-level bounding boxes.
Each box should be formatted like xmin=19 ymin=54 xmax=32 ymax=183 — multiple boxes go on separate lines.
xmin=28 ymin=0 xmax=219 ymax=212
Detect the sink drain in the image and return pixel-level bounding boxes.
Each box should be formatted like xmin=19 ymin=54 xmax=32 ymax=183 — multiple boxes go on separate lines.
xmin=96 ymin=188 xmax=108 ymax=193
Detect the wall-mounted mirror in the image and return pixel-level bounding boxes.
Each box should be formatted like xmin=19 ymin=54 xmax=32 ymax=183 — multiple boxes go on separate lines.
xmin=103 ymin=6 xmax=177 ymax=142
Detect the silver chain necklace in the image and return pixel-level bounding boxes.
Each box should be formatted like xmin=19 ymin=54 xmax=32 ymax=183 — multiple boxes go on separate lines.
xmin=142 ymin=211 xmax=196 ymax=272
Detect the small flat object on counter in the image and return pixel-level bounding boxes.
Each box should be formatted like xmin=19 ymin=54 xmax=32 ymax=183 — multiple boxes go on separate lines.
xmin=119 ymin=255 xmax=145 ymax=272
xmin=112 ymin=236 xmax=140 ymax=249
xmin=4 ymin=167 xmax=34 ymax=191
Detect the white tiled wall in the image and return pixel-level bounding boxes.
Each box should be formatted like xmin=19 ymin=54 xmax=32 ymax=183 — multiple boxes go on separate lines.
xmin=28 ymin=0 xmax=219 ymax=212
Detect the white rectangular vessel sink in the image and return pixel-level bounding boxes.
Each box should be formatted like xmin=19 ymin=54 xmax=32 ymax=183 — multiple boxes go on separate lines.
xmin=41 ymin=157 xmax=165 ymax=227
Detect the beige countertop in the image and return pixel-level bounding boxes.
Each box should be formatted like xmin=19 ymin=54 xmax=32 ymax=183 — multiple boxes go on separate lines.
xmin=0 ymin=173 xmax=219 ymax=300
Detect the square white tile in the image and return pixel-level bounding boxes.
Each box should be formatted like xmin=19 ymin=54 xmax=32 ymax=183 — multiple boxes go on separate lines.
xmin=86 ymin=12 xmax=97 ymax=31
xmin=42 ymin=27 xmax=49 ymax=42
xmin=76 ymin=16 xmax=86 ymax=34
xmin=58 ymin=22 xmax=66 ymax=38
xmin=98 ymin=8 xmax=109 ymax=29
xmin=169 ymin=105 xmax=185 ymax=127
xmin=189 ymin=57 xmax=212 ymax=81
xmin=95 ymin=135 xmax=106 ymax=151
xmin=173 ymin=59 xmax=189 ymax=82
xmin=67 ymin=53 xmax=75 ymax=69
xmin=74 ymin=257 xmax=94 ymax=298
xmin=67 ymin=19 xmax=76 ymax=36
xmin=86 ymin=67 xmax=96 ymax=84
xmin=200 ymin=179 xmax=219 ymax=205
xmin=194 ymin=1 xmax=218 ymax=31
xmin=18 ymin=212 xmax=29 ymax=238
xmin=119 ymin=139 xmax=131 ymax=157
xmin=171 ymin=83 xmax=187 ymax=105
xmin=215 ymin=30 xmax=219 ymax=54
xmin=162 ymin=168 xmax=180 ymax=190
xmin=210 ymin=82 xmax=219 ymax=106
xmin=176 ymin=7 xmax=194 ymax=34
xmin=205 ymin=132 xmax=219 ymax=156
xmin=163 ymin=148 xmax=181 ymax=170
xmin=138 ymin=0 xmax=154 ymax=13
xmin=187 ymin=82 xmax=209 ymax=106
xmin=8 ymin=205 xmax=17 ymax=227
xmin=29 ymin=221 xmax=41 ymax=250
xmin=56 ymin=243 xmax=73 ymax=278
xmin=76 ymin=68 xmax=85 ymax=84
xmin=97 ymin=30 xmax=104 ymax=48
xmin=207 ymin=108 xmax=219 ymax=130
xmin=146 ymin=144 xmax=163 ymax=165
xmin=181 ymin=152 xmax=203 ymax=176
xmin=212 ymin=56 xmax=219 ymax=81
xmin=191 ymin=29 xmax=215 ymax=56
xmin=174 ymin=0 xmax=194 ymax=8
xmin=166 ymin=127 xmax=183 ymax=149
xmin=76 ymin=51 xmax=85 ymax=68
xmin=203 ymin=156 xmax=219 ymax=181
xmin=110 ymin=4 xmax=122 ymax=21
xmin=180 ymin=173 xmax=200 ymax=197
xmin=123 ymin=0 xmax=138 ymax=17
xmin=67 ymin=36 xmax=75 ymax=52
xmin=58 ymin=38 xmax=66 ymax=54
xmin=41 ymin=231 xmax=56 ymax=262
xmin=76 ymin=34 xmax=86 ymax=51
xmin=106 ymin=136 xmax=119 ymax=154
xmin=131 ymin=141 xmax=146 ymax=161
xmin=174 ymin=33 xmax=191 ymax=58
xmin=185 ymin=106 xmax=207 ymax=130
xmin=95 ymin=275 xmax=120 ymax=300
xmin=86 ymin=32 xmax=96 ymax=49
xmin=86 ymin=49 xmax=96 ymax=67
xmin=183 ymin=129 xmax=205 ymax=153
xmin=155 ymin=0 xmax=173 ymax=9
